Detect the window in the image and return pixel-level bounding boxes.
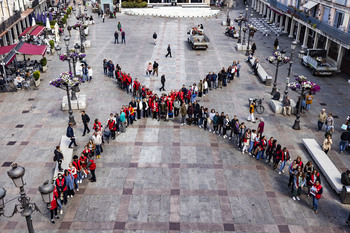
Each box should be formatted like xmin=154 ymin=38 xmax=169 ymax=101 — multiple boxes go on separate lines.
xmin=334 ymin=10 xmax=344 ymax=28
xmin=334 ymin=0 xmax=347 ymax=5
xmin=322 ymin=6 xmax=330 ymax=23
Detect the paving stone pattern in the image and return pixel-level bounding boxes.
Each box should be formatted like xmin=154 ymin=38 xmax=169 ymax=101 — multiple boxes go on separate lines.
xmin=0 ymin=3 xmax=349 ymax=233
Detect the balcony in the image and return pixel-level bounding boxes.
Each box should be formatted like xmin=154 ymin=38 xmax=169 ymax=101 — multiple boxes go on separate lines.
xmin=267 ymin=0 xmax=350 ymax=45
xmin=0 ymin=11 xmax=21 ymax=36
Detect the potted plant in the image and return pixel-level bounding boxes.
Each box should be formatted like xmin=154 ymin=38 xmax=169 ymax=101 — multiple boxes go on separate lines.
xmin=49 ymin=40 xmax=55 ymax=54
xmin=41 ymin=57 xmax=47 ymax=72
xmin=33 ymin=71 xmax=41 ymax=87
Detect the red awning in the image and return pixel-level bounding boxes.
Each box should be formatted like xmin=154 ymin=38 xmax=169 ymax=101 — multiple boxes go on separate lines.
xmin=30 ymin=26 xmax=45 ymax=36
xmin=19 ymin=26 xmax=35 ymax=37
xmin=18 ymin=43 xmax=47 ymax=56
xmin=0 ymin=44 xmax=17 ymax=55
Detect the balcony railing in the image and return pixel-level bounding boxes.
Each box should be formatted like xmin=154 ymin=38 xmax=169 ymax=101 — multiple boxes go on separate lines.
xmin=267 ymin=0 xmax=350 ymax=45
xmin=0 ymin=11 xmax=21 ymax=35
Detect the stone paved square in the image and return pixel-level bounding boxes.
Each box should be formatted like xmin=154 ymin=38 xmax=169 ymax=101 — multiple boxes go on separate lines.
xmin=0 ymin=1 xmax=350 ymax=232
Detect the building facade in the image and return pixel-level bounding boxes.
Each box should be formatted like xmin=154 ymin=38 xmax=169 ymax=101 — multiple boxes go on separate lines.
xmin=251 ymin=0 xmax=350 ymax=74
xmin=0 ymin=0 xmax=48 ymax=47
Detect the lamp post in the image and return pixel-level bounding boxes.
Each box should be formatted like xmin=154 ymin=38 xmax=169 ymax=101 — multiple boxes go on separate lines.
xmin=63 ymin=36 xmax=72 ymax=73
xmin=242 ymin=5 xmax=249 ymax=45
xmin=289 ymin=76 xmax=320 ymax=130
xmin=237 ymin=11 xmax=243 ymax=43
xmin=283 ymin=41 xmax=297 ymax=101
xmin=245 ymin=12 xmax=254 ymax=56
xmin=269 ymin=50 xmax=288 ymax=96
xmin=0 ymin=163 xmax=54 ymax=233
xmin=292 ymin=85 xmax=305 ymax=130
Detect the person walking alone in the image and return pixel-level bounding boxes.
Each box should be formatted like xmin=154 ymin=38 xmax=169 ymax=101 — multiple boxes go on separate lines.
xmin=121 ymin=30 xmax=126 ymax=44
xmin=67 ymin=123 xmax=77 ymax=148
xmin=274 ymin=38 xmax=279 ymax=50
xmin=153 ymin=61 xmax=159 ymax=77
xmin=165 ymin=44 xmax=172 ymax=58
xmin=114 ymin=30 xmax=119 ymax=44
xmin=247 ymin=102 xmax=256 ymax=123
xmin=81 ymin=111 xmax=90 ymax=136
xmin=159 ymin=74 xmax=166 ymax=91
xmin=153 ymin=32 xmax=157 ymax=45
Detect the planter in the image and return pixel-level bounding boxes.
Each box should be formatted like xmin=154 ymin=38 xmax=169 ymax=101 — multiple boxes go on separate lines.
xmin=35 ymin=79 xmax=40 ymax=87
xmin=51 ymin=48 xmax=55 ymax=54
xmin=42 ymin=65 xmax=47 ymax=72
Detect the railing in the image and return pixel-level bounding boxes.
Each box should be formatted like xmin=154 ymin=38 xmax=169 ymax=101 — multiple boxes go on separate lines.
xmin=0 ymin=11 xmax=21 ymax=35
xmin=31 ymin=0 xmax=40 ymax=8
xmin=267 ymin=0 xmax=350 ymax=45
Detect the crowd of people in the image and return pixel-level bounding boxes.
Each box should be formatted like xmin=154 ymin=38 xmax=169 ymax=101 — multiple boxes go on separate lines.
xmin=92 ymin=58 xmax=327 ymax=213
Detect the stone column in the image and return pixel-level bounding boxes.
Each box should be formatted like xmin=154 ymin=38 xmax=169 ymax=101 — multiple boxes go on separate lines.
xmin=8 ymin=30 xmax=14 ymax=45
xmin=267 ymin=8 xmax=270 ymax=20
xmin=324 ymin=37 xmax=330 ymax=56
xmin=313 ymin=32 xmax=319 ymax=49
xmin=336 ymin=45 xmax=344 ymax=70
xmin=260 ymin=2 xmax=264 ymax=15
xmin=279 ymin=14 xmax=283 ymax=29
xmin=13 ymin=25 xmax=18 ymax=42
xmin=274 ymin=13 xmax=279 ymax=24
xmin=302 ymin=26 xmax=309 ymax=48
xmin=296 ymin=22 xmax=301 ymax=42
xmin=2 ymin=35 xmax=8 ymax=46
xmin=283 ymin=17 xmax=289 ymax=33
xmin=18 ymin=21 xmax=23 ymax=35
xmin=25 ymin=17 xmax=30 ymax=28
xmin=289 ymin=19 xmax=294 ymax=38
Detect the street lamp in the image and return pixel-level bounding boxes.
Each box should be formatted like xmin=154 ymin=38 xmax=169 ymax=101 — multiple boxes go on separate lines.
xmin=267 ymin=50 xmax=289 ymax=96
xmin=289 ymin=75 xmax=320 ymax=130
xmin=63 ymin=36 xmax=72 ymax=73
xmin=0 ymin=163 xmax=54 ymax=233
xmin=283 ymin=41 xmax=297 ymax=101
xmin=242 ymin=5 xmax=249 ymax=45
xmin=245 ymin=12 xmax=255 ymax=56
xmin=237 ymin=11 xmax=243 ymax=43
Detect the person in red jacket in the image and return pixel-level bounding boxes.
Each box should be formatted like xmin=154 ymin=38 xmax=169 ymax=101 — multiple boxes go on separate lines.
xmin=273 ymin=144 xmax=282 ymax=170
xmin=72 ymin=155 xmax=82 ymax=184
xmin=310 ymin=180 xmax=323 ymax=214
xmin=50 ymin=186 xmax=60 ymax=224
xmin=308 ymin=169 xmax=320 ymax=194
xmin=151 ymin=100 xmax=159 ymax=120
xmin=133 ymin=78 xmax=139 ymax=97
xmin=55 ymin=173 xmax=67 ymax=205
xmin=279 ymin=147 xmax=290 ymax=175
xmin=79 ymin=154 xmax=88 ymax=179
xmin=107 ymin=114 xmax=116 ymax=139
xmin=87 ymin=154 xmax=96 ymax=182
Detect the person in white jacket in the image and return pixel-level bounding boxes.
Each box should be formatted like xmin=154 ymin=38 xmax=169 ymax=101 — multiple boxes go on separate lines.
xmin=92 ymin=131 xmax=102 ymax=158
xmin=88 ymin=66 xmax=93 ymax=83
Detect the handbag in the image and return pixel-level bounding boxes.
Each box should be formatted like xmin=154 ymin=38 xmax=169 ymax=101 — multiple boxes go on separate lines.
xmin=207 ymin=117 xmax=212 ymax=124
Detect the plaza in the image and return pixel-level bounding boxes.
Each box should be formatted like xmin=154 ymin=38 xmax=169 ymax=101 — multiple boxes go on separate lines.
xmin=1 ymin=1 xmax=350 ymax=233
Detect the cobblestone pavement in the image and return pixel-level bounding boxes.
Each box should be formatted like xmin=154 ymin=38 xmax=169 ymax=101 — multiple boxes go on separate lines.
xmin=0 ymin=4 xmax=350 ymax=233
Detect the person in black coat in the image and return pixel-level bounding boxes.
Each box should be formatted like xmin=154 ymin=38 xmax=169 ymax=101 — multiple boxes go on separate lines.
xmin=114 ymin=30 xmax=119 ymax=44
xmin=160 ymin=74 xmax=166 ymax=91
xmin=67 ymin=123 xmax=77 ymax=148
xmin=165 ymin=44 xmax=172 ymax=58
xmin=81 ymin=111 xmax=90 ymax=136
xmin=54 ymin=146 xmax=64 ymax=172
xmin=153 ymin=32 xmax=157 ymax=45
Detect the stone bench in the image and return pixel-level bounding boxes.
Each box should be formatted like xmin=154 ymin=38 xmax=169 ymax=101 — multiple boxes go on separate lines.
xmin=270 ymin=99 xmax=296 ymax=114
xmin=53 ymin=136 xmax=74 ymax=180
xmin=303 ymin=139 xmax=350 ymax=201
xmin=247 ymin=56 xmax=272 ymax=85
